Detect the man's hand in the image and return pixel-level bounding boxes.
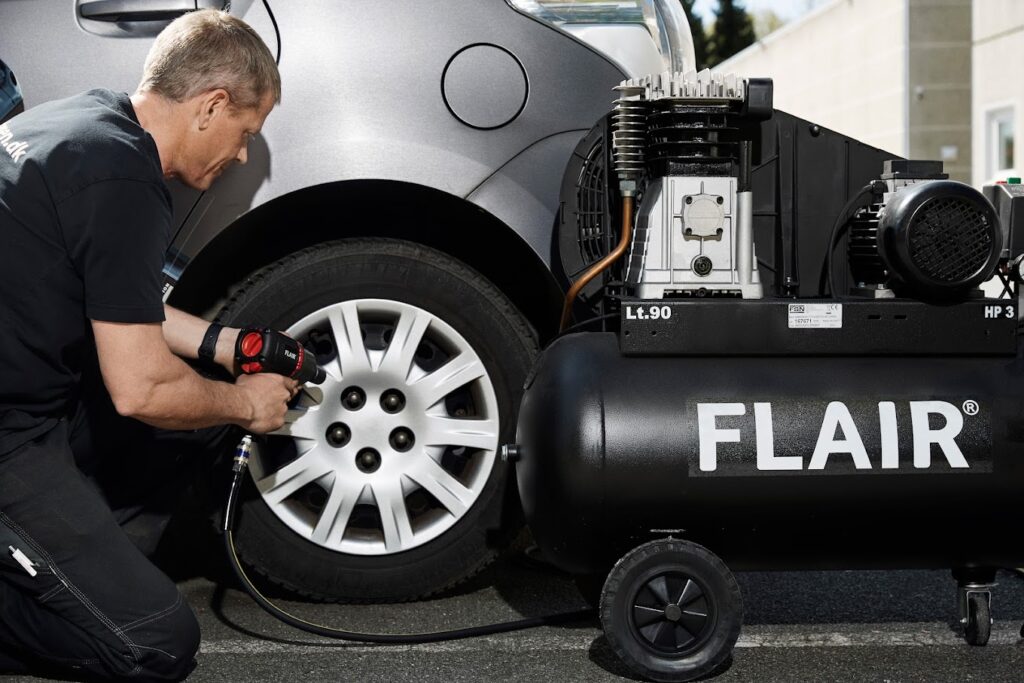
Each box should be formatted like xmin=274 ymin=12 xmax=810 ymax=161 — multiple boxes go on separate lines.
xmin=235 ymin=373 xmax=300 ymax=433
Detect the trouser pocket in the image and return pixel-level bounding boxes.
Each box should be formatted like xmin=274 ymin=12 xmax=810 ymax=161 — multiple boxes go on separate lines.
xmin=0 ymin=511 xmax=63 ymax=601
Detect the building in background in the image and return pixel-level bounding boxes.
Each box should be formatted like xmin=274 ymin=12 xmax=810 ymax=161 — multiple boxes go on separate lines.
xmin=715 ymin=0 xmax=973 ymax=184
xmin=972 ymin=1 xmax=1021 ymax=186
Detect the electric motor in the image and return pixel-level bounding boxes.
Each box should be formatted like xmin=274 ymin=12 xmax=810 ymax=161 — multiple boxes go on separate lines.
xmin=848 ymin=162 xmax=1002 ymax=299
xmin=878 ymin=181 xmax=1001 ymax=296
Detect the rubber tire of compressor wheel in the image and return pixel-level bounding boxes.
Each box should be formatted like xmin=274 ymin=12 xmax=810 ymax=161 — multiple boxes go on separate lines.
xmin=965 ymin=594 xmax=991 ymax=646
xmin=215 ymin=238 xmax=537 ymax=602
xmin=600 ymin=539 xmax=742 ymax=683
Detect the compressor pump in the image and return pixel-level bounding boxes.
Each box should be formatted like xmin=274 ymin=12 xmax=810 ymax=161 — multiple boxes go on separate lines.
xmin=515 ymin=69 xmax=1024 ymax=682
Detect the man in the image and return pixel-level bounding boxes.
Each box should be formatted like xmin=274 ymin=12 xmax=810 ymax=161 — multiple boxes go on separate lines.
xmin=0 ymin=10 xmax=295 ymax=681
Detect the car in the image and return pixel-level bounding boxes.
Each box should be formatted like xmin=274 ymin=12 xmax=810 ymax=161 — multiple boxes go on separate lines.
xmin=0 ymin=0 xmax=696 ymax=602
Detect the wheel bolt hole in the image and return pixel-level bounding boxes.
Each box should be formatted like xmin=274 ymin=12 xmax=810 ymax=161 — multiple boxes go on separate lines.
xmin=381 ymin=389 xmax=406 ymax=414
xmin=326 ymin=422 xmax=351 ymax=448
xmin=306 ymin=330 xmax=335 ymax=361
xmin=415 ymin=343 xmax=435 ymax=362
xmin=389 ymin=428 xmax=415 ymax=452
xmin=304 ymin=486 xmax=328 ymax=510
xmin=342 ymin=387 xmax=366 ymax=410
xmin=356 ymin=448 xmax=381 ymax=474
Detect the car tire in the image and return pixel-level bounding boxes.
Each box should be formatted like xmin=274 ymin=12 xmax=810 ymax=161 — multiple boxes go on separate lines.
xmin=215 ymin=238 xmax=538 ymax=601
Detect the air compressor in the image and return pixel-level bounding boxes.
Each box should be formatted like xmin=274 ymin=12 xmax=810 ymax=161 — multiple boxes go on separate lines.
xmin=510 ymin=70 xmax=1024 ymax=682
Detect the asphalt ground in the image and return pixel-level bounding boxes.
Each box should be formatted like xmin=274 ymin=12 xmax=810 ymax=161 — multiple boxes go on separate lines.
xmin=5 ymin=554 xmax=1024 ymax=682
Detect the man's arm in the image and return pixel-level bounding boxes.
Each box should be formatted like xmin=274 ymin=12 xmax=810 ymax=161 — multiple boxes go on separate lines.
xmin=162 ymin=304 xmax=239 ymax=374
xmin=92 ymin=319 xmax=296 ymax=432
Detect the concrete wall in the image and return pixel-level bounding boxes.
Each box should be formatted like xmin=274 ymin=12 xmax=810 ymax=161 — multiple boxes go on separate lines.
xmin=717 ymin=0 xmax=909 ymax=157
xmin=908 ymin=0 xmax=972 ymax=183
xmin=972 ymin=0 xmax=1024 ymax=184
xmin=717 ymin=0 xmax=974 ymax=184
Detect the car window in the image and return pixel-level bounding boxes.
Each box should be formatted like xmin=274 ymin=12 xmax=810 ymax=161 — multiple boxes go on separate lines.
xmin=506 ymin=0 xmax=695 ymax=76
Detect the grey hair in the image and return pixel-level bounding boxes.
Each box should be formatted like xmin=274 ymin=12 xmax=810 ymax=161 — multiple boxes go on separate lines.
xmin=138 ymin=9 xmax=280 ymax=108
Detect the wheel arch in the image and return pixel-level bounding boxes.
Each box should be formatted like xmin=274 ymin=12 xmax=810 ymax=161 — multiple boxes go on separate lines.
xmin=168 ymin=180 xmax=564 ymax=341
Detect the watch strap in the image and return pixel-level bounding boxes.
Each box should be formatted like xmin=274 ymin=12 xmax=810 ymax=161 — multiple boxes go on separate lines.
xmin=198 ymin=322 xmax=224 ymax=362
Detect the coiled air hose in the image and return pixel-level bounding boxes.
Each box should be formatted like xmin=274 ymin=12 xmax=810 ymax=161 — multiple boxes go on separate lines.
xmin=223 ymin=436 xmax=595 ymax=643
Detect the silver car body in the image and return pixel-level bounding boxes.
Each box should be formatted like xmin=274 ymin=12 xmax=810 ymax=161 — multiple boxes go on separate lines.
xmin=0 ymin=1 xmax=642 ymax=321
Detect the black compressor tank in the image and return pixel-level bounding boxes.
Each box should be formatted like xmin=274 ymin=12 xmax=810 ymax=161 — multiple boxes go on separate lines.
xmin=514 ymin=332 xmax=1024 ymax=576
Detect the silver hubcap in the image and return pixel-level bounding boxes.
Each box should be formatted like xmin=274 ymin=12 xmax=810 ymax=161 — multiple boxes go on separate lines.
xmin=249 ymin=299 xmax=500 ymax=556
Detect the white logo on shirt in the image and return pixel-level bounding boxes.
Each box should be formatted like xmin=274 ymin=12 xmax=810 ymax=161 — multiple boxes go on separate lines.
xmin=0 ymin=122 xmax=28 ymax=162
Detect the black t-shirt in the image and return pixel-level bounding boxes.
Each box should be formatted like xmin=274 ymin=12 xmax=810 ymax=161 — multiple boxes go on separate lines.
xmin=0 ymin=89 xmax=171 ymax=454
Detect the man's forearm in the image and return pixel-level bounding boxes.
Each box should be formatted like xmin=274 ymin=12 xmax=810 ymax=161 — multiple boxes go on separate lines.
xmin=93 ymin=318 xmax=295 ymax=433
xmin=163 ymin=305 xmax=239 ymax=374
xmin=123 ymin=355 xmax=254 ymax=430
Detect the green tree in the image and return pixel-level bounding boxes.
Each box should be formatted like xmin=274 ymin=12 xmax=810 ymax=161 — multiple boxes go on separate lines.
xmin=678 ymin=0 xmax=710 ymax=71
xmin=707 ymin=0 xmax=757 ymax=68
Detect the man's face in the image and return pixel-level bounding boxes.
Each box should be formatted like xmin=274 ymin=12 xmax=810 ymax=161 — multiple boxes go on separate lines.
xmin=177 ymin=90 xmax=275 ymax=191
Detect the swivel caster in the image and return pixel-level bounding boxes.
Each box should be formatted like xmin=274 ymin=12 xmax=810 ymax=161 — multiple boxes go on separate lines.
xmin=600 ymin=538 xmax=742 ymax=682
xmin=956 ymin=578 xmax=994 ymax=647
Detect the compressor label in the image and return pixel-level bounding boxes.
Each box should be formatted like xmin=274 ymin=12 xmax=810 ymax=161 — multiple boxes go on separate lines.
xmin=688 ymin=399 xmax=991 ymax=477
xmin=625 ymin=304 xmax=673 ymax=321
xmin=983 ymin=304 xmax=1015 ymax=319
xmin=788 ymin=303 xmax=842 ymax=329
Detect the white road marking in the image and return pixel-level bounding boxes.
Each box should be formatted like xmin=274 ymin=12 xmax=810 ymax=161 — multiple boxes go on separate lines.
xmin=734 ymin=623 xmax=1021 ymax=647
xmin=198 ymin=622 xmax=1023 ymax=655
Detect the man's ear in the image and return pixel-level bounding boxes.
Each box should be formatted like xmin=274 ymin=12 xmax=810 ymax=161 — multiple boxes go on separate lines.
xmin=196 ymin=89 xmax=231 ymax=131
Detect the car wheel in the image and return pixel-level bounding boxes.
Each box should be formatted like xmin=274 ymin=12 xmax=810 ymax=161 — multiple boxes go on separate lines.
xmin=215 ymin=238 xmax=538 ymax=601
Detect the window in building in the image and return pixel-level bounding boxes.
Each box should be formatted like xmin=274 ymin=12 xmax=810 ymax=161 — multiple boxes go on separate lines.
xmin=987 ymin=107 xmax=1015 ymax=179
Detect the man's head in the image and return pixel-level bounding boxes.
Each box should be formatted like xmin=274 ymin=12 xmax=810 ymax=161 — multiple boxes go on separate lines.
xmin=134 ymin=10 xmax=280 ymax=190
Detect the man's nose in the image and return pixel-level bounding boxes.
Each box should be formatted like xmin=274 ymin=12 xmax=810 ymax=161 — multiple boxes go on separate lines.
xmin=236 ymin=145 xmax=248 ymax=165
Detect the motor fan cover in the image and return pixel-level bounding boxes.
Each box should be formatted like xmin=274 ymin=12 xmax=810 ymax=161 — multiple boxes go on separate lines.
xmin=878 ymin=180 xmax=1001 ymax=297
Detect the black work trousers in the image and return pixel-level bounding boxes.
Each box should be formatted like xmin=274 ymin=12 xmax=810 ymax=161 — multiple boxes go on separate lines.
xmin=0 ymin=370 xmax=237 ymax=681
